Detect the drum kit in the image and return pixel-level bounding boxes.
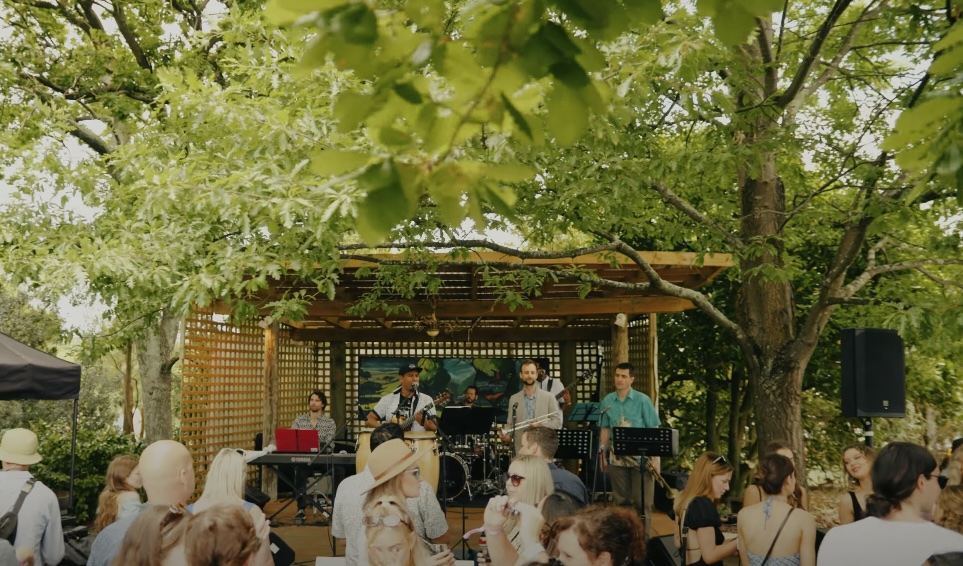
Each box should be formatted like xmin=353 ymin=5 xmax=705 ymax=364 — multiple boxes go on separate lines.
xmin=355 ymin=429 xmax=508 ymax=501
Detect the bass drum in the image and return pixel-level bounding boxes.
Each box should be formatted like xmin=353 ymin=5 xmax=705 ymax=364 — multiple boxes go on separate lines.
xmin=439 ymin=453 xmax=469 ymax=501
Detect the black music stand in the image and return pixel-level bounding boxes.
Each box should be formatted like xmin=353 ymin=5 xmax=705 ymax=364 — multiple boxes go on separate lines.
xmin=612 ymin=427 xmax=678 ymax=540
xmin=568 ymin=402 xmax=602 ymax=424
xmin=556 ymin=429 xmax=595 ymax=460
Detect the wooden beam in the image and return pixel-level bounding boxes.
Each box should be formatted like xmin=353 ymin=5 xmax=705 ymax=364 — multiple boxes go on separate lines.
xmin=300 ymin=296 xmax=695 ymax=318
xmin=340 ymin=250 xmax=734 ymax=268
xmin=290 ymin=326 xmax=609 ymax=343
xmin=330 ymin=342 xmax=347 ymax=430
xmin=261 ymin=322 xmax=279 ymax=499
xmin=323 ymin=317 xmax=352 ymax=329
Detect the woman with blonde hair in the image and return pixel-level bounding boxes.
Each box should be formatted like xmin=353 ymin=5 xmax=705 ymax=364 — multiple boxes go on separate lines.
xmin=674 ymin=452 xmax=739 ymax=566
xmin=185 ymin=504 xmax=267 ymax=566
xmin=190 ymin=448 xmax=255 ymax=513
xmin=111 ymin=504 xmax=189 ymax=566
xmin=364 ymin=496 xmax=433 ymax=566
xmin=737 ymin=454 xmax=816 ymax=566
xmin=362 ymin=439 xmax=456 ymax=566
xmin=94 ymin=455 xmax=142 ymax=532
xmin=935 ymin=485 xmax=963 ymax=535
xmin=835 ymin=444 xmax=876 ymax=524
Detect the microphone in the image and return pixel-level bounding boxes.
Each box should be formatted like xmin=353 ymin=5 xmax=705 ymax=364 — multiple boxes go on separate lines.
xmin=600 ymin=405 xmax=613 ymax=415
xmin=411 ymin=382 xmax=419 ymax=393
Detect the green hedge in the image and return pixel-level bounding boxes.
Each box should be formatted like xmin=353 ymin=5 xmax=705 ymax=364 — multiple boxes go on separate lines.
xmin=30 ymin=421 xmax=143 ymax=523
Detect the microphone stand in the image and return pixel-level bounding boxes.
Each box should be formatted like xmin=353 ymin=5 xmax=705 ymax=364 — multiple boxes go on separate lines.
xmin=510 ymin=403 xmax=518 ymax=459
xmin=305 ymin=422 xmax=348 ymax=525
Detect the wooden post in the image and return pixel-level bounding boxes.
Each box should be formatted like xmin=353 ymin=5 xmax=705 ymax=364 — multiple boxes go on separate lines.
xmin=609 ymin=314 xmax=629 ymax=396
xmin=330 ymin=342 xmax=347 ymax=429
xmin=261 ymin=321 xmax=280 ymax=498
xmin=123 ymin=342 xmax=134 ymax=434
xmin=644 ymin=313 xmax=659 ymax=402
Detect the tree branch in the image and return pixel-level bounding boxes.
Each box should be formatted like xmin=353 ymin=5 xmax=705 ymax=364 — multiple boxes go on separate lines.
xmin=842 ymin=258 xmax=963 ymax=296
xmin=112 ymin=1 xmax=153 ymax=71
xmin=11 ymin=0 xmax=91 ymax=34
xmin=785 ymin=0 xmax=888 ymax=116
xmin=70 ymin=122 xmax=115 ymax=155
xmin=651 ymin=183 xmax=745 ymax=251
xmin=776 ymin=0 xmax=854 ymax=109
xmin=338 ymin=240 xmax=623 ymax=260
xmin=756 ymin=17 xmax=778 ymax=97
xmin=916 ymin=267 xmax=963 ymax=291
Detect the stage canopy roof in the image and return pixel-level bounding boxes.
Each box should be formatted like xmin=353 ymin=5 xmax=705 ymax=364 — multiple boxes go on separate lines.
xmin=0 ymin=331 xmax=81 ymax=401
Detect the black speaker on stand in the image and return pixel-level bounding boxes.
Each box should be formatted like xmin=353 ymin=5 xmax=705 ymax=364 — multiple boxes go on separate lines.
xmin=841 ymin=328 xmax=905 ymax=446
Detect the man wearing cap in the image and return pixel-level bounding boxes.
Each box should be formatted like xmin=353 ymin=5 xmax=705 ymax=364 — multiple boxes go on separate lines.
xmin=366 ymin=363 xmax=438 ymax=432
xmin=332 ymin=424 xmax=449 ymax=566
xmin=0 ymin=428 xmax=63 ymax=566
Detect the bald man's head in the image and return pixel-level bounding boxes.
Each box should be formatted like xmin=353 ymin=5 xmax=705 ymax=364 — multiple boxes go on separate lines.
xmin=140 ymin=440 xmax=196 ymax=506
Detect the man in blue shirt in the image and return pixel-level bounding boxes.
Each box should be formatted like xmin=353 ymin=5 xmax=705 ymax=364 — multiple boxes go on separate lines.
xmin=599 ymin=362 xmax=660 ymax=516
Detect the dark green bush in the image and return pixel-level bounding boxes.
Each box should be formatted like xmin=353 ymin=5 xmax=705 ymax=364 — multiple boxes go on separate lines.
xmin=31 ymin=420 xmax=143 ymax=523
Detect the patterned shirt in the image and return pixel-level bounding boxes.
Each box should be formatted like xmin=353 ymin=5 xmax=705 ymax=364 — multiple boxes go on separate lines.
xmin=331 ymin=467 xmax=448 ymax=566
xmin=292 ymin=413 xmax=337 ymax=451
xmin=523 ymin=392 xmax=537 ymax=422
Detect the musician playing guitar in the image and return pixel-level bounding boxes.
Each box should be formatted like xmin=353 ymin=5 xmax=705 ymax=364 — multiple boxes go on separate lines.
xmin=497 ymin=359 xmax=562 ymax=451
xmin=365 ymin=363 xmax=438 ymax=432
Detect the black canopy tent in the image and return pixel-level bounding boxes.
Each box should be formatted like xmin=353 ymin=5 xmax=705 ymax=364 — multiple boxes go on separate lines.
xmin=0 ymin=331 xmax=82 ymax=508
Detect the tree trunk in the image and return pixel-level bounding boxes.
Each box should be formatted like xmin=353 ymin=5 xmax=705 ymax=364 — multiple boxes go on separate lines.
xmin=123 ymin=341 xmax=134 ymax=435
xmin=135 ymin=311 xmax=181 ymax=443
xmin=705 ymin=367 xmax=719 ymax=453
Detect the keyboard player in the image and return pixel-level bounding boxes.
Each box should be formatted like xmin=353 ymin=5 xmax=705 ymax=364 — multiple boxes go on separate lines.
xmin=291 ymin=390 xmax=336 ymax=524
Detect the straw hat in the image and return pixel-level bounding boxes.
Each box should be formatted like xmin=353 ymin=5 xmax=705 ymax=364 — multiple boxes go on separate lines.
xmin=0 ymin=428 xmax=43 ymax=466
xmin=364 ymin=439 xmax=421 ymax=493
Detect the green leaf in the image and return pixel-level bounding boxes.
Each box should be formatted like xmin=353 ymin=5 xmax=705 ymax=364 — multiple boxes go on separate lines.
xmin=334 ymin=3 xmax=378 ymax=44
xmin=404 ymin=0 xmax=445 ymax=32
xmin=378 ymin=126 xmax=413 ymax=147
xmin=309 ymin=149 xmax=371 ymax=176
xmin=484 ymin=164 xmax=536 ymax=183
xmin=393 ymin=82 xmax=423 ymax=105
xmin=333 ymin=92 xmax=376 ymax=133
xmin=929 ymin=46 xmax=963 ymax=77
xmin=501 ymin=93 xmax=535 ymax=143
xmin=355 ymin=161 xmax=411 ymax=245
xmin=625 ymin=0 xmax=663 ymax=25
xmin=264 ymin=0 xmax=350 ymax=25
xmin=547 ymin=84 xmax=588 ymax=146
xmin=934 ymin=20 xmax=963 ymax=52
xmin=713 ymin=6 xmax=755 ymax=45
xmin=482 ymin=183 xmax=518 ymax=217
xmin=550 ymin=60 xmax=591 ymax=89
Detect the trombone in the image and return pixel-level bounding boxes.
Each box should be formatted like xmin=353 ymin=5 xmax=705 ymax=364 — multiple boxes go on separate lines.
xmin=646 ymin=457 xmax=679 ymax=499
xmin=497 ymin=413 xmax=558 ymax=437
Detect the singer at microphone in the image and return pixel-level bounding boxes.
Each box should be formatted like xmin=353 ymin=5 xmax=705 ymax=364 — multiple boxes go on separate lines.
xmin=365 ymin=362 xmax=438 ymax=432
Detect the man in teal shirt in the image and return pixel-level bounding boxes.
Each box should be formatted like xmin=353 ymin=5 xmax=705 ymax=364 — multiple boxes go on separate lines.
xmin=599 ymin=362 xmax=660 ymax=515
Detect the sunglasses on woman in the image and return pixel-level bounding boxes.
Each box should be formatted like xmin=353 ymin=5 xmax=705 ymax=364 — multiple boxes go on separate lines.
xmin=506 ymin=474 xmax=525 ymax=487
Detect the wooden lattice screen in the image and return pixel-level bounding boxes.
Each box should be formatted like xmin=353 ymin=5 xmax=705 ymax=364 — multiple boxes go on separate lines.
xmin=181 ymin=312 xmax=655 ymax=485
xmin=181 ymin=310 xmax=265 ymax=486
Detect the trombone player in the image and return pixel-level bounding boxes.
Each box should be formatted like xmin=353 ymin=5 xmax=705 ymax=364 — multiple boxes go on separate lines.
xmin=498 ymin=358 xmax=562 ymax=455
xmin=599 ymin=362 xmax=661 ymax=517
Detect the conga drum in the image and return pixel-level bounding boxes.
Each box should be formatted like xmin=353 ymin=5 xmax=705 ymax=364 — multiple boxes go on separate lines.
xmin=404 ymin=431 xmax=439 ymax=490
xmin=355 ymin=430 xmax=372 ymax=474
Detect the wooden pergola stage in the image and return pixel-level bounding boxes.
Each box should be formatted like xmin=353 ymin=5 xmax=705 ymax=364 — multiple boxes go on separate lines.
xmin=180 ymin=249 xmax=733 ymax=495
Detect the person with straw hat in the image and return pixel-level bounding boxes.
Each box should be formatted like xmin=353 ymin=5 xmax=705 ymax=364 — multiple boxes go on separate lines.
xmin=0 ymin=428 xmax=63 ymax=565
xmin=362 ymin=439 xmax=455 ymax=566
xmin=333 ymin=425 xmax=449 ymax=566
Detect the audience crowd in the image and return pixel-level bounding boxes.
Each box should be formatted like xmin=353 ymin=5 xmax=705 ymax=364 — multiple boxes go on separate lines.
xmin=9 ymin=423 xmax=963 ymax=566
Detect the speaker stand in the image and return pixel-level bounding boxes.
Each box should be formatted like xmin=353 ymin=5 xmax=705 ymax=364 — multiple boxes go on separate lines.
xmin=864 ymin=418 xmax=873 ymax=448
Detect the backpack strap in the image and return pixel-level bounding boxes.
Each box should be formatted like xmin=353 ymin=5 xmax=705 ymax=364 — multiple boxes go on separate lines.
xmin=760 ymin=507 xmax=794 ymax=566
xmin=9 ymin=479 xmax=35 ymax=514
